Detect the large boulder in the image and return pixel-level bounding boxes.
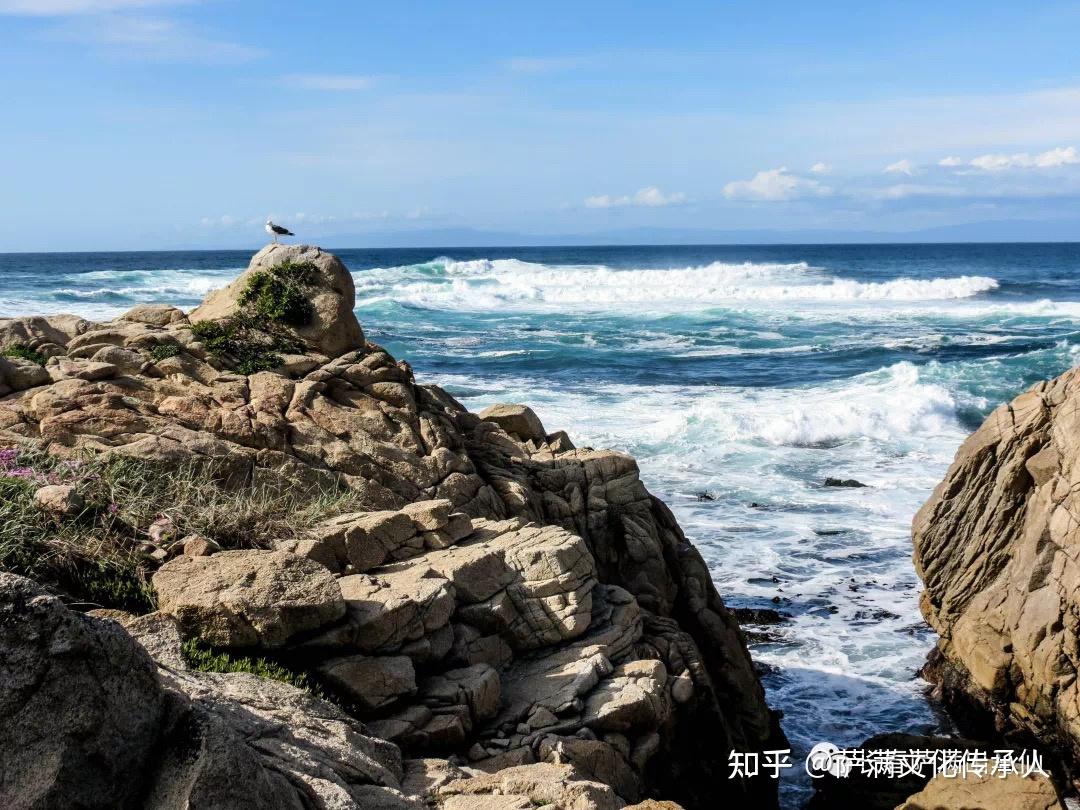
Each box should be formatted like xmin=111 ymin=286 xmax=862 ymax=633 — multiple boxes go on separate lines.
xmin=153 ymin=550 xmax=346 ymax=648
xmin=0 ymin=573 xmax=166 ymax=810
xmin=897 ymin=770 xmax=1064 ymax=810
xmin=478 ymin=403 xmax=548 ymax=443
xmin=189 ymin=243 xmax=364 ymax=357
xmin=913 ymin=367 xmax=1080 ymax=763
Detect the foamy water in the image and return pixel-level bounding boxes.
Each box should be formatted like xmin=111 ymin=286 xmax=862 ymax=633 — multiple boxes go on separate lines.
xmin=4 ymin=243 xmax=1080 ymax=806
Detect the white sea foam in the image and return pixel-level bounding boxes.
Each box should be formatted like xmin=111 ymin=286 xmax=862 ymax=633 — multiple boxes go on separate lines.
xmin=356 ymin=257 xmax=999 ymax=313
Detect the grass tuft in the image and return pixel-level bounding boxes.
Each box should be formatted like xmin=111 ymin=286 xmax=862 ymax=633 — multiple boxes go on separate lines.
xmin=2 ymin=343 xmax=46 ymax=366
xmin=0 ymin=446 xmax=365 ymax=613
xmin=182 ymin=638 xmax=316 ymax=690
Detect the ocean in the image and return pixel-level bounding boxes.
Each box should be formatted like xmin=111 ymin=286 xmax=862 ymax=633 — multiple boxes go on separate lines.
xmin=4 ymin=242 xmax=1080 ymax=804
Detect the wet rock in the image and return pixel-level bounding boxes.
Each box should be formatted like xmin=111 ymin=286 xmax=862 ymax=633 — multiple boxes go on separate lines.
xmin=731 ymin=607 xmax=791 ymax=625
xmin=823 ymin=477 xmax=867 ymax=488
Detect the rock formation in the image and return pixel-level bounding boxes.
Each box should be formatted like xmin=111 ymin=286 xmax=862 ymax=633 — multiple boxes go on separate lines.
xmin=0 ymin=246 xmax=784 ymax=809
xmin=913 ymin=367 xmax=1080 ymax=790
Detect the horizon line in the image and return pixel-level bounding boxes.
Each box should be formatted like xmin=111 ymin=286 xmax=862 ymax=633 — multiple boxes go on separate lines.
xmin=4 ymin=238 xmax=1080 ymax=256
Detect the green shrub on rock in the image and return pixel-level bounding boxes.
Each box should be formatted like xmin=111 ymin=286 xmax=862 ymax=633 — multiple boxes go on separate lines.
xmin=191 ymin=259 xmax=320 ymax=374
xmin=190 ymin=316 xmax=300 ymax=375
xmin=2 ymin=343 xmax=46 ymax=366
xmin=149 ymin=341 xmax=182 ymax=361
xmin=237 ymin=260 xmax=318 ymax=327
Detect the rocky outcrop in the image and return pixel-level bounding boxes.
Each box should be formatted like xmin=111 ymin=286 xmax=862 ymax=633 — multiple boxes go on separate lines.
xmin=189 ymin=243 xmax=363 ymax=357
xmin=0 ymin=573 xmax=416 ymax=810
xmin=0 ymin=246 xmax=783 ymax=809
xmin=809 ymin=733 xmax=1067 ymax=810
xmin=897 ymin=770 xmax=1063 ymax=810
xmin=913 ymin=368 xmax=1080 ymax=776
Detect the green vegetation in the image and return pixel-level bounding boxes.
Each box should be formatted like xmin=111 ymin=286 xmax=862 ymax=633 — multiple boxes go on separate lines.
xmin=2 ymin=343 xmax=46 ymax=366
xmin=190 ymin=316 xmax=301 ymax=375
xmin=189 ymin=259 xmax=319 ymax=375
xmin=149 ymin=341 xmax=182 ymax=361
xmin=237 ymin=260 xmax=317 ymax=327
xmin=0 ymin=446 xmax=365 ymax=613
xmin=182 ymin=638 xmax=316 ymax=690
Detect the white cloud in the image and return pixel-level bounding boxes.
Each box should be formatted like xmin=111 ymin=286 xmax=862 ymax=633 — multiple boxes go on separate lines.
xmin=809 ymin=162 xmax=831 ymax=174
xmin=883 ymin=159 xmax=916 ymax=175
xmin=505 ymin=56 xmax=593 ymax=74
xmin=0 ymin=0 xmax=187 ymax=13
xmin=46 ymin=14 xmax=262 ymax=63
xmin=872 ymin=184 xmax=968 ymax=200
xmin=280 ymin=74 xmax=375 ymax=91
xmin=584 ymin=186 xmax=687 ymax=208
xmin=966 ymin=145 xmax=1079 ymax=171
xmin=722 ymin=167 xmax=830 ymax=202
xmin=938 ymin=156 xmax=963 ymax=167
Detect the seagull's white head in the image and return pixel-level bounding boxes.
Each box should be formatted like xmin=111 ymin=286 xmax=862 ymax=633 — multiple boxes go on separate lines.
xmin=266 ymin=218 xmax=273 ymax=225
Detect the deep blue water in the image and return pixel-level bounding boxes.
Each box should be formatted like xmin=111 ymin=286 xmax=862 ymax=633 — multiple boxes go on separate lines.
xmin=5 ymin=242 xmax=1080 ymax=805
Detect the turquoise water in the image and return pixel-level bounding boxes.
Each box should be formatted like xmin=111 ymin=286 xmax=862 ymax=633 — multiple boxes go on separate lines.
xmin=4 ymin=243 xmax=1080 ymax=804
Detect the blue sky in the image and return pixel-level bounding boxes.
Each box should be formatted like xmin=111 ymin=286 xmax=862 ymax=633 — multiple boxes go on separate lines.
xmin=3 ymin=0 xmax=1080 ymax=250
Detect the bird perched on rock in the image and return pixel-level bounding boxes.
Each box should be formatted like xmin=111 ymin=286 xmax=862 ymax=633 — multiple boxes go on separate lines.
xmin=265 ymin=218 xmax=294 ymax=243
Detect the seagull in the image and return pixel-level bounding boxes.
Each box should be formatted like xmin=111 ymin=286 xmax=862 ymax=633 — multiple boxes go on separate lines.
xmin=265 ymin=218 xmax=294 ymax=243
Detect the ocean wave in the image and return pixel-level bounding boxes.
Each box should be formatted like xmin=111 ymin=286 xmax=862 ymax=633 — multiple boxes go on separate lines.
xmin=354 ymin=257 xmax=998 ymax=313
xmin=432 ymin=360 xmax=965 ymax=453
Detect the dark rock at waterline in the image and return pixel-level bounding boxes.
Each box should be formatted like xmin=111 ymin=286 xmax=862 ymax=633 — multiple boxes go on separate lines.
xmin=733 ymin=607 xmax=791 ymax=625
xmin=694 ymin=491 xmax=717 ymax=501
xmin=823 ymin=477 xmax=867 ymax=488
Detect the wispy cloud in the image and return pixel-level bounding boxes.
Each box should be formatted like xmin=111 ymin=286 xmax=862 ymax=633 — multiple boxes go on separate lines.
xmin=810 ymin=162 xmax=832 ymax=174
xmin=872 ymin=183 xmax=969 ymax=200
xmin=966 ymin=146 xmax=1079 ymax=171
xmin=505 ymin=55 xmax=594 ymax=74
xmin=45 ymin=14 xmax=263 ymax=63
xmin=723 ymin=168 xmax=830 ymax=202
xmin=279 ymin=73 xmax=376 ymax=92
xmin=0 ymin=0 xmax=189 ymax=14
xmin=883 ymin=159 xmax=917 ymax=176
xmin=584 ymin=186 xmax=687 ymax=208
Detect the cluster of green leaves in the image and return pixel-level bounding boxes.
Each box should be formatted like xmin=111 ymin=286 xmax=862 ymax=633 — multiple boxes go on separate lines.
xmin=181 ymin=638 xmax=316 ymax=690
xmin=190 ymin=316 xmax=301 ymax=375
xmin=148 ymin=341 xmax=182 ymax=361
xmin=0 ymin=447 xmax=364 ymax=613
xmin=2 ymin=343 xmax=46 ymax=366
xmin=237 ymin=260 xmax=318 ymax=328
xmin=190 ymin=259 xmax=319 ymax=375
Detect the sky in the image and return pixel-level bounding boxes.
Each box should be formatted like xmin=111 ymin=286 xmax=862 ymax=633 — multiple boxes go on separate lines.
xmin=3 ymin=1 xmax=1080 ymax=250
